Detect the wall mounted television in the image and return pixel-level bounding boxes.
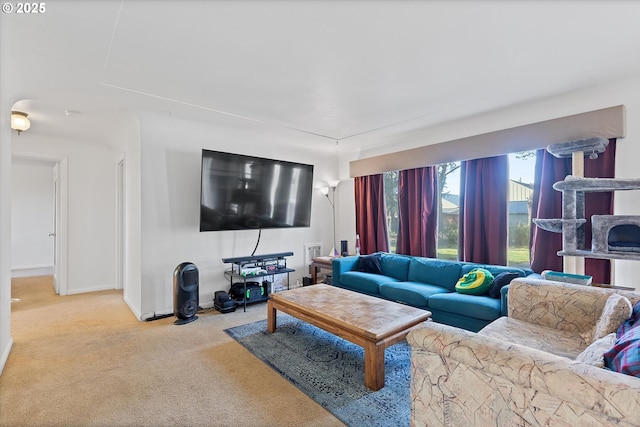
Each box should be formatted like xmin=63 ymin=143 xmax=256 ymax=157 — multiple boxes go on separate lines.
xmin=200 ymin=149 xmax=314 ymax=231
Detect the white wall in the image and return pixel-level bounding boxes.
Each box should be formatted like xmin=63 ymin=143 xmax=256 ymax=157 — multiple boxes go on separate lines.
xmin=338 ymin=74 xmax=640 ymax=290
xmin=0 ymin=101 xmax=13 ymax=375
xmin=112 ymin=113 xmax=143 ymax=320
xmin=11 ymin=160 xmax=54 ymax=275
xmin=12 ymin=134 xmax=118 ymax=294
xmin=137 ymin=112 xmax=337 ymax=317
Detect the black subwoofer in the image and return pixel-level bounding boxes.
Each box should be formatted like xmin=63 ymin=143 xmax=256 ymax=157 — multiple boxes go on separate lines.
xmin=173 ymin=262 xmax=199 ymax=325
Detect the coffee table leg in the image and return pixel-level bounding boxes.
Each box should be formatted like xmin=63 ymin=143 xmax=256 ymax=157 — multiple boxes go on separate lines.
xmin=364 ymin=341 xmax=385 ymax=391
xmin=267 ymin=300 xmax=277 ymax=333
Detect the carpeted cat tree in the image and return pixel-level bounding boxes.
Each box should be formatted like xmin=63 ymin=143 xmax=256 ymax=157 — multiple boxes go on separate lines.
xmin=533 ymin=137 xmax=640 ymax=278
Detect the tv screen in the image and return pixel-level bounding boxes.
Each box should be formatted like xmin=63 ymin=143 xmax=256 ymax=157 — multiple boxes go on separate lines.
xmin=200 ymin=149 xmax=314 ymax=231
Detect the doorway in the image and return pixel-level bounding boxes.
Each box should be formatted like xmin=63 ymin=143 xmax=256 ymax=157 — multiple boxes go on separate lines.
xmin=12 ymin=155 xmax=68 ymax=295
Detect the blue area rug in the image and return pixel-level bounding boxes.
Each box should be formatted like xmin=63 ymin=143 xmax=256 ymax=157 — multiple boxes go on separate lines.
xmin=224 ymin=314 xmax=410 ymax=427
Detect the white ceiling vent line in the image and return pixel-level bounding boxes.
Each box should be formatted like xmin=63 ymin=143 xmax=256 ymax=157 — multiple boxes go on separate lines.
xmin=97 ymin=79 xmax=462 ymax=146
xmin=99 ymin=0 xmax=125 ymax=83
xmin=98 ymin=81 xmax=339 ymax=141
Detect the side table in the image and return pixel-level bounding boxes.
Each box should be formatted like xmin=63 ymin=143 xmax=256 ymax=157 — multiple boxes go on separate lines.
xmin=310 ymin=256 xmax=334 ymax=284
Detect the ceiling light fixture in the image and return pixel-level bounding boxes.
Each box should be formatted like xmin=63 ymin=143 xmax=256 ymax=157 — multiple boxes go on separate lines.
xmin=11 ymin=111 xmax=30 ymax=135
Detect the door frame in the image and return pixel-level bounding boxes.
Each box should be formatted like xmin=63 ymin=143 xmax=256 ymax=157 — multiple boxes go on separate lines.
xmin=13 ymin=153 xmax=68 ymax=295
xmin=116 ymin=155 xmax=126 ymax=291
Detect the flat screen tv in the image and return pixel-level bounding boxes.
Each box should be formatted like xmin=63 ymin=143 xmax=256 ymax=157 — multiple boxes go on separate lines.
xmin=200 ymin=149 xmax=314 ymax=231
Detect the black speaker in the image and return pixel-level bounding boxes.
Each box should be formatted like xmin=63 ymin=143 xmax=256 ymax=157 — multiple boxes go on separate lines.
xmin=173 ymin=262 xmax=199 ymax=325
xmin=340 ymin=240 xmax=348 ymax=257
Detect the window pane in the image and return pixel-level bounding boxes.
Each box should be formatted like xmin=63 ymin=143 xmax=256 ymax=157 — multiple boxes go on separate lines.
xmin=437 ymin=162 xmax=460 ymax=260
xmin=384 ymin=171 xmax=398 ymax=253
xmin=508 ymin=152 xmax=536 ymax=268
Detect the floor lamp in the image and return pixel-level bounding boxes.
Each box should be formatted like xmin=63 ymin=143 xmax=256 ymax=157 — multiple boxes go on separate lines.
xmin=321 ymin=180 xmax=340 ymax=257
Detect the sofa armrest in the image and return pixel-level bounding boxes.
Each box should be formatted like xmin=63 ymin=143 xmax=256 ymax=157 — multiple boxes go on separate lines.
xmin=407 ymin=322 xmax=640 ymax=426
xmin=508 ymin=277 xmax=613 ymax=335
xmin=331 ymin=256 xmax=359 ymax=286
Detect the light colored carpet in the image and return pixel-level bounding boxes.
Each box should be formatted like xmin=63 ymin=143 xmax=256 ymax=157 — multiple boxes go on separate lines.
xmin=0 ymin=276 xmax=345 ymax=427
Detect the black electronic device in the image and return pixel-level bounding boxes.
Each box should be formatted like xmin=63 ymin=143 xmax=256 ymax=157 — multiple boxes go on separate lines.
xmin=214 ymin=290 xmax=236 ymax=313
xmin=341 ymin=240 xmax=348 ymax=257
xmin=230 ymin=281 xmax=270 ymax=304
xmin=199 ymin=150 xmax=314 ymax=231
xmin=173 ymin=262 xmax=199 ymax=325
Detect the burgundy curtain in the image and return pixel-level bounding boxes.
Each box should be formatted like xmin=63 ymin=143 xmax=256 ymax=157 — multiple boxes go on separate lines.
xmin=530 ymin=139 xmax=616 ymax=284
xmin=529 ymin=149 xmax=571 ymax=273
xmin=396 ymin=167 xmax=438 ymax=257
xmin=459 ymin=155 xmax=509 ymax=265
xmin=354 ymin=174 xmax=389 ymax=254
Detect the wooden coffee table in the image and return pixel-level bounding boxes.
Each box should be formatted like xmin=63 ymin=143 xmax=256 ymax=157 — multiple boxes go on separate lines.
xmin=267 ymin=284 xmax=431 ymax=390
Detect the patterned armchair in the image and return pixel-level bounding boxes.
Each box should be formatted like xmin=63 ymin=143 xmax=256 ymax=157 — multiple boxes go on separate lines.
xmin=407 ymin=277 xmax=640 ymax=427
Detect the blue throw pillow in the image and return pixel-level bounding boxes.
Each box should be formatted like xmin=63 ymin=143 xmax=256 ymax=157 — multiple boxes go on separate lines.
xmin=487 ymin=272 xmax=520 ymax=299
xmin=358 ymin=253 xmax=382 ymax=275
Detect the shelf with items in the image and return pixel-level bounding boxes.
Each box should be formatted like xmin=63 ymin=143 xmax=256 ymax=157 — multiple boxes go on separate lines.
xmin=222 ymin=252 xmax=294 ymax=312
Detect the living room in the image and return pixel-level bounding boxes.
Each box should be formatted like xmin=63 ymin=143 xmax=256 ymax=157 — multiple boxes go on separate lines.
xmin=3 ymin=1 xmax=640 ymax=424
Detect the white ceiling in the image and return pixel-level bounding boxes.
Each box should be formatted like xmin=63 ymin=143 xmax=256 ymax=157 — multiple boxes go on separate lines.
xmin=4 ymin=0 xmax=640 ymax=150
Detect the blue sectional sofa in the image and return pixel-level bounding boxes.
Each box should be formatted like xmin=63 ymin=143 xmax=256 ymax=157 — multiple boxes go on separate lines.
xmin=332 ymin=253 xmax=533 ymax=332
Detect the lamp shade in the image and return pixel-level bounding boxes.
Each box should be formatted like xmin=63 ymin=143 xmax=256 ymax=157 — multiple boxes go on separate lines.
xmin=11 ymin=111 xmax=30 ymax=133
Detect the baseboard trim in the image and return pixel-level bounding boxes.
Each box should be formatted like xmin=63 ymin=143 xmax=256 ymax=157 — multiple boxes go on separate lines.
xmin=66 ymin=285 xmax=116 ymax=295
xmin=123 ymin=294 xmax=143 ymax=321
xmin=0 ymin=336 xmax=14 ymax=377
xmin=11 ymin=266 xmax=54 ymax=278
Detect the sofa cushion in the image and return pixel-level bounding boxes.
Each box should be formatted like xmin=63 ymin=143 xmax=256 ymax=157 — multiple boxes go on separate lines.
xmin=380 ymin=254 xmax=411 ymax=281
xmin=487 ymin=272 xmax=520 ymax=299
xmin=338 ymin=271 xmax=396 ymax=295
xmin=575 ymin=333 xmax=616 ymax=368
xmin=357 ymin=253 xmax=382 ymax=274
xmin=428 ymin=292 xmax=501 ymax=321
xmin=455 ymin=268 xmax=494 ymax=295
xmin=604 ymin=324 xmax=640 ymax=377
xmin=379 ymin=281 xmax=450 ymax=307
xmin=479 ymin=316 xmax=587 ymax=359
xmin=408 ymin=258 xmax=462 ymax=291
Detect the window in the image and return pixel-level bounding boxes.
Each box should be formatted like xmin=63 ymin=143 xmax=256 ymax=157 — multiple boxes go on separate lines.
xmin=507 ymin=152 xmax=535 ymax=268
xmin=383 ymin=151 xmax=535 ymax=266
